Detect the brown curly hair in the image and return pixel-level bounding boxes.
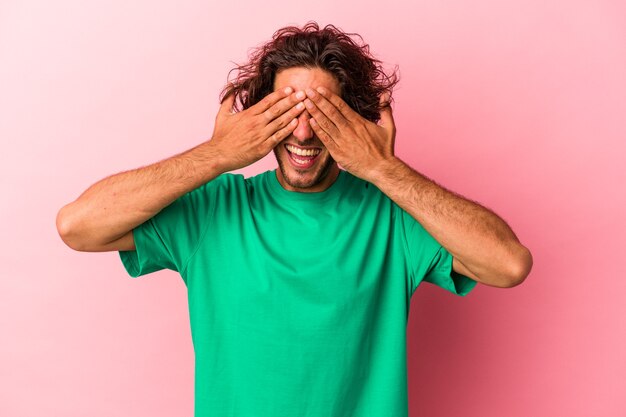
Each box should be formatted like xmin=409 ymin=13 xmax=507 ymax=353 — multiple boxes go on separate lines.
xmin=220 ymin=21 xmax=399 ymax=123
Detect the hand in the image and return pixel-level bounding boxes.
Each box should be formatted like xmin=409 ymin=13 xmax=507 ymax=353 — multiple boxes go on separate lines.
xmin=304 ymin=87 xmax=396 ymax=182
xmin=209 ymin=87 xmax=307 ymax=172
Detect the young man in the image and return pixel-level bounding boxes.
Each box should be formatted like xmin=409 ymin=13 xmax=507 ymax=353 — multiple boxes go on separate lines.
xmin=57 ymin=22 xmax=532 ymax=417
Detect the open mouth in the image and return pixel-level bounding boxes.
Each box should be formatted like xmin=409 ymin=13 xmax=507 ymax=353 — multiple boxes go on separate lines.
xmin=285 ymin=144 xmax=322 ymax=169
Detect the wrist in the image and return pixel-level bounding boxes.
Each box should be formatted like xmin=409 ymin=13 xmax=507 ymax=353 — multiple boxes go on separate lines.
xmin=181 ymin=140 xmax=226 ymax=183
xmin=204 ymin=140 xmax=233 ymax=173
xmin=367 ymin=156 xmax=405 ymax=185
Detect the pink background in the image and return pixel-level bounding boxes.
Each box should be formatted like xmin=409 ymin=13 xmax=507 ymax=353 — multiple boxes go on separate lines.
xmin=1 ymin=0 xmax=625 ymax=416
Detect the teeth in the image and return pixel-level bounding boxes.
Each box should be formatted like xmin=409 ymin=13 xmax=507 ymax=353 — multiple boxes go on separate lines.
xmin=286 ymin=144 xmax=320 ymax=157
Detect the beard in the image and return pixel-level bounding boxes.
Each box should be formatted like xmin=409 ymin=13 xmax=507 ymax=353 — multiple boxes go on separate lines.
xmin=273 ymin=145 xmax=337 ymax=190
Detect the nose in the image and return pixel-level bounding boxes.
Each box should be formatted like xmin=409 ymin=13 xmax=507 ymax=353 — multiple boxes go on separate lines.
xmin=291 ymin=110 xmax=314 ymax=142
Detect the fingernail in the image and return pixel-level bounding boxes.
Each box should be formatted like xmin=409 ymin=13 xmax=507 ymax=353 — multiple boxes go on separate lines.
xmin=296 ymin=102 xmax=304 ymax=110
xmin=305 ymin=88 xmax=316 ymax=98
xmin=296 ymin=91 xmax=305 ymax=100
xmin=304 ymin=99 xmax=314 ymax=109
xmin=316 ymin=87 xmax=326 ymax=95
xmin=284 ymin=87 xmax=293 ymax=94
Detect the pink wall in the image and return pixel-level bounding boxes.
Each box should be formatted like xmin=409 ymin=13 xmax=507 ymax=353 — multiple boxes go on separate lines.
xmin=1 ymin=0 xmax=624 ymax=416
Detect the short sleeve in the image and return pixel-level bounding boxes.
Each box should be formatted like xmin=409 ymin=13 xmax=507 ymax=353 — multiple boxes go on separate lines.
xmin=398 ymin=206 xmax=477 ymax=297
xmin=118 ymin=174 xmax=227 ymax=278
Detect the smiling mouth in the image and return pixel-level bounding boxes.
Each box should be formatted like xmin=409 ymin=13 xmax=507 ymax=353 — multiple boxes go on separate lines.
xmin=285 ymin=144 xmax=322 ymax=168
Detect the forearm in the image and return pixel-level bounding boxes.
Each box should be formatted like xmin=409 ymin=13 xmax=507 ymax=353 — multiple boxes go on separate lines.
xmin=57 ymin=141 xmax=225 ymax=250
xmin=370 ymin=156 xmax=532 ymax=286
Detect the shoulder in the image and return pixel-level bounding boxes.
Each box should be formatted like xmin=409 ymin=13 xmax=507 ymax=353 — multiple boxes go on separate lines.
xmin=339 ymin=170 xmax=378 ymax=194
xmin=243 ymin=170 xmax=269 ymax=188
xmin=211 ymin=172 xmax=246 ymax=188
xmin=193 ymin=172 xmax=245 ymax=195
xmin=340 ymin=172 xmax=415 ymax=224
xmin=337 ymin=171 xmax=398 ymax=214
xmin=169 ymin=173 xmax=247 ymax=211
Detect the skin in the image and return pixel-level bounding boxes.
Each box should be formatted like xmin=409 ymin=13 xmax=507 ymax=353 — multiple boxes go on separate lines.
xmin=271 ymin=67 xmax=341 ymax=192
xmin=59 ymin=65 xmax=532 ymax=288
xmin=57 ymin=83 xmax=309 ymax=253
xmin=301 ymin=80 xmax=533 ymax=288
xmin=209 ymin=86 xmax=309 ymax=173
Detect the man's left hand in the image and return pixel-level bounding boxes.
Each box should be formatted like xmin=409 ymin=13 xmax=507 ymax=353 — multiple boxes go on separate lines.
xmin=304 ymin=87 xmax=397 ymax=183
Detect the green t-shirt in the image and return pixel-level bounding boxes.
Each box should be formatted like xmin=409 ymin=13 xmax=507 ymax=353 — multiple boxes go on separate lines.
xmin=119 ymin=169 xmax=476 ymax=417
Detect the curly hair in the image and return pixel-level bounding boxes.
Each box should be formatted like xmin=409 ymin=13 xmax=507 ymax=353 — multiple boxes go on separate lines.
xmin=220 ymin=21 xmax=399 ymax=123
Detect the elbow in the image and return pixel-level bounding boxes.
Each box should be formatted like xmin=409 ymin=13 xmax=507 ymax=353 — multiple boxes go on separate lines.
xmin=481 ymin=245 xmax=533 ymax=288
xmin=56 ymin=204 xmax=85 ymax=251
xmin=503 ymin=245 xmax=534 ymax=288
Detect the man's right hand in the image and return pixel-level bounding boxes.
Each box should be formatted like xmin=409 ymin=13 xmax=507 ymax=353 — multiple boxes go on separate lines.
xmin=209 ymin=87 xmax=307 ymax=172
xmin=56 ymin=87 xmax=306 ymax=253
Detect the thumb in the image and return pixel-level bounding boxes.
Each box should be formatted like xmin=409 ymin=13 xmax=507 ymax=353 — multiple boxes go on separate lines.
xmin=218 ymin=92 xmax=236 ymax=117
xmin=378 ymin=92 xmax=394 ymax=130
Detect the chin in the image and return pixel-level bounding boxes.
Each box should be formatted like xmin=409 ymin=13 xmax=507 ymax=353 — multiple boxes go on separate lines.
xmin=273 ymin=146 xmax=336 ymax=190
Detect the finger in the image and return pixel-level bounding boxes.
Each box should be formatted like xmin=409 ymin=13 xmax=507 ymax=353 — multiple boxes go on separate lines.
xmin=218 ymin=92 xmax=236 ymax=117
xmin=304 ymin=98 xmax=341 ymax=139
xmin=266 ymin=117 xmax=299 ymax=147
xmin=380 ymin=91 xmax=391 ymax=107
xmin=264 ymin=100 xmax=306 ymax=136
xmin=260 ymin=89 xmax=306 ymax=124
xmin=313 ymin=87 xmax=361 ymax=123
xmin=378 ymin=93 xmax=395 ymax=130
xmin=304 ymin=88 xmax=350 ymax=129
xmin=250 ymin=87 xmax=294 ymax=115
xmin=309 ymin=117 xmax=338 ymax=152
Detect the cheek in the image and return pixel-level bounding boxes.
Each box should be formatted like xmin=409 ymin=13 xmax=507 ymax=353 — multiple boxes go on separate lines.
xmin=276 ymin=145 xmax=288 ymax=159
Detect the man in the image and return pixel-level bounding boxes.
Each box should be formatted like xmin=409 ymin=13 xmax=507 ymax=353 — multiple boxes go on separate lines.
xmin=57 ymin=22 xmax=532 ymax=417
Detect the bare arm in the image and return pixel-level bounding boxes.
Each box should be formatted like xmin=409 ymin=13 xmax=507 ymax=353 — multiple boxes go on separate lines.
xmin=57 ymin=142 xmax=227 ymax=252
xmin=57 ymin=86 xmax=307 ymax=252
xmin=370 ymin=158 xmax=533 ymax=288
xmin=56 ymin=142 xmax=223 ymax=252
xmin=303 ymin=86 xmax=533 ymax=288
